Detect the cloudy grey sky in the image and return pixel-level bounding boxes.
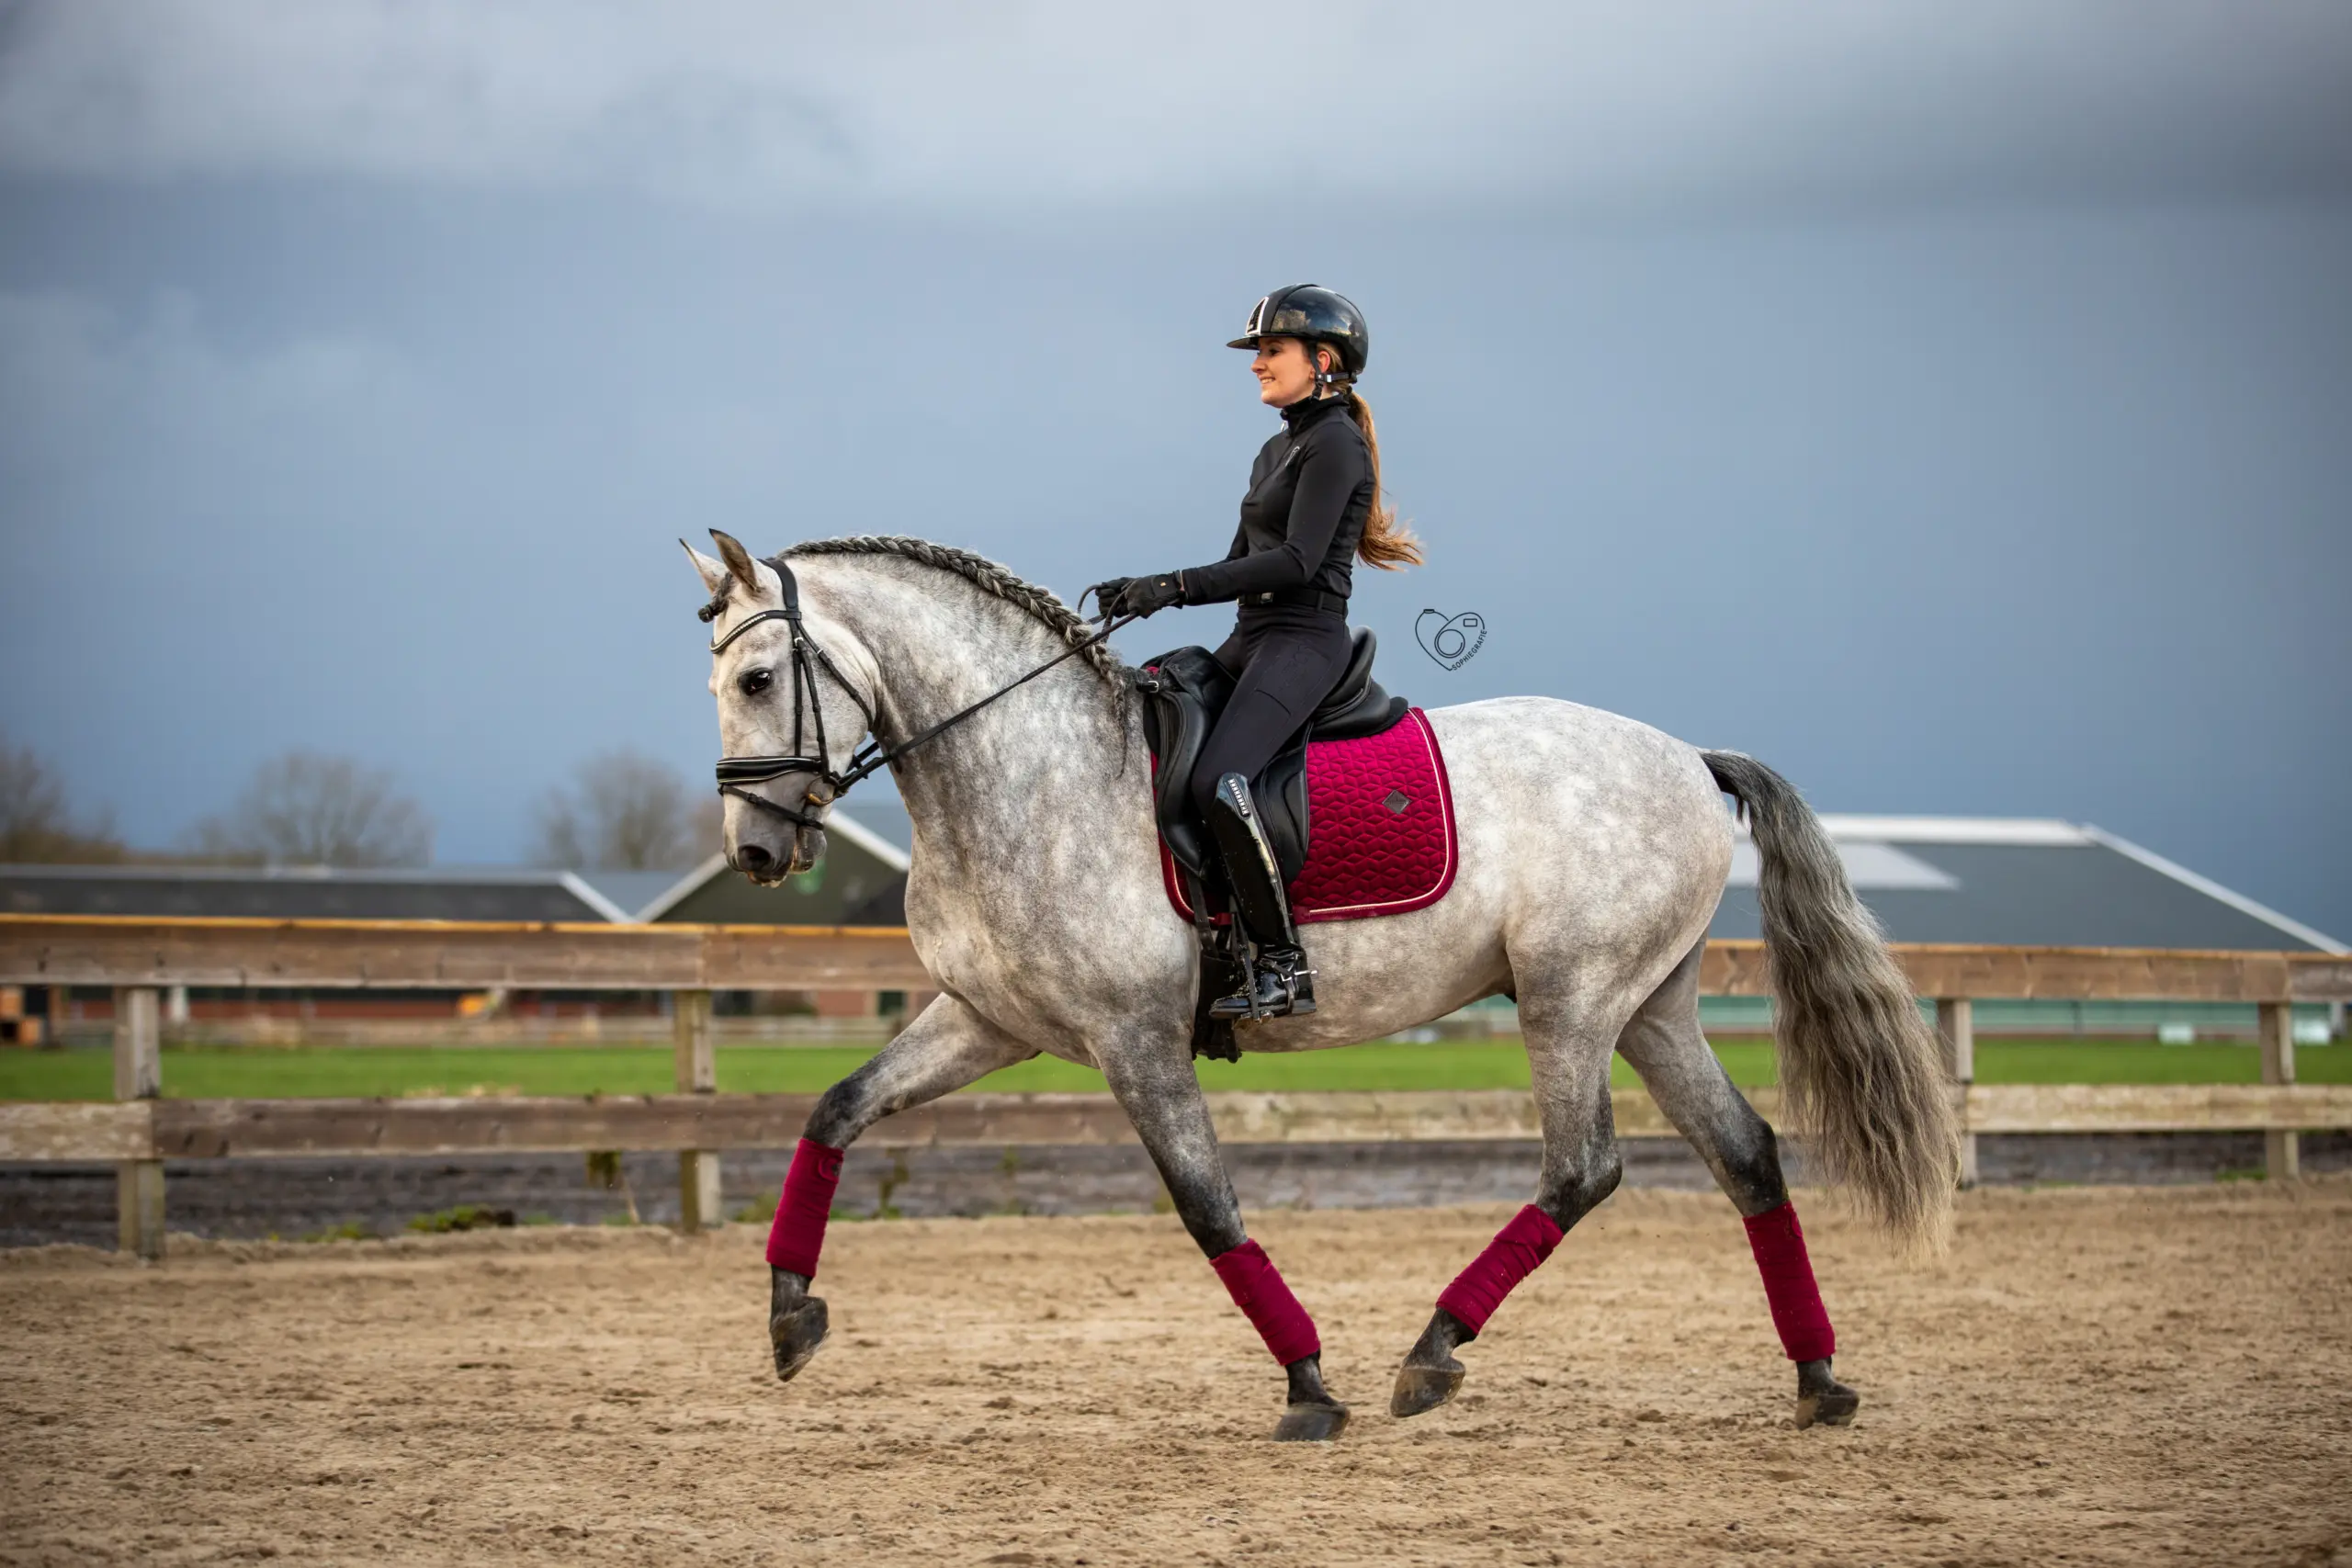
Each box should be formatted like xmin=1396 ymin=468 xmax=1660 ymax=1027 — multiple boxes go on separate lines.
xmin=3 ymin=2 xmax=2348 ymax=936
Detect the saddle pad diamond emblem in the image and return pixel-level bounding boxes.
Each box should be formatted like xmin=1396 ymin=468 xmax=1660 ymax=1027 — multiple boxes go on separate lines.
xmin=1159 ymin=707 xmax=1458 ymax=925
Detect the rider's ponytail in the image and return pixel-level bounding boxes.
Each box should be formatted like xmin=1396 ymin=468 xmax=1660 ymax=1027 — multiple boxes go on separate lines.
xmin=1346 ymin=392 xmax=1423 ymax=570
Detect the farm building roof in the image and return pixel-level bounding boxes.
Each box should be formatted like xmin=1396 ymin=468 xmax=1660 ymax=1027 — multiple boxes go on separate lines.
xmin=1712 ymin=817 xmax=2342 ymax=952
xmin=5 ymin=812 xmax=2332 ymax=954
xmin=0 ymin=863 xmax=632 ymax=923
xmin=0 ymin=805 xmax=918 ymax=928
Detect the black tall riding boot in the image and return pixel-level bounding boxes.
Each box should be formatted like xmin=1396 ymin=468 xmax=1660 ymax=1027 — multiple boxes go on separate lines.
xmin=1204 ymin=773 xmax=1317 ymax=1021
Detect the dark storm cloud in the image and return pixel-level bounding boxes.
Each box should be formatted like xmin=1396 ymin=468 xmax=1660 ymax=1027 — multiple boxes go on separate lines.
xmin=2 ymin=1 xmax=2349 ymax=208
xmin=1 ymin=4 xmax=2347 ymax=939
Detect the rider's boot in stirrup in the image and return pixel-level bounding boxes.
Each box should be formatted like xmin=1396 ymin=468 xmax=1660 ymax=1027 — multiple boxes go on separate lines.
xmin=1205 ymin=772 xmax=1316 ymax=1021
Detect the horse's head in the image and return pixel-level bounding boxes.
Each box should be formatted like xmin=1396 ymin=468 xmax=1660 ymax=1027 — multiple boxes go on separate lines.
xmin=684 ymin=530 xmax=881 ymax=886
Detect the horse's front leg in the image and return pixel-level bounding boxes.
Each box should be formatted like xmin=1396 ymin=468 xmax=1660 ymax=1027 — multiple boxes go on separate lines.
xmin=1098 ymin=1046 xmax=1350 ymax=1443
xmin=766 ymin=992 xmax=1034 ymax=1384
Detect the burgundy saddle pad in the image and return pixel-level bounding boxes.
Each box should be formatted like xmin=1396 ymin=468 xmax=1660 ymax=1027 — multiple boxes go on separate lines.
xmin=1159 ymin=707 xmax=1459 ymax=925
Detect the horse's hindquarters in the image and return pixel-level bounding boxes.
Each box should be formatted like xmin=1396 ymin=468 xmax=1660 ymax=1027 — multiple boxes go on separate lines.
xmin=1267 ymin=697 xmax=1732 ymax=1051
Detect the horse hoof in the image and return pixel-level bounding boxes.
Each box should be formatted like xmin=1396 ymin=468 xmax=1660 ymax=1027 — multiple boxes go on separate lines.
xmin=1272 ymin=1399 xmax=1350 ymax=1443
xmin=1794 ymin=1382 xmax=1860 ymax=1429
xmin=1389 ymin=1360 xmax=1465 ymax=1419
xmin=771 ymin=1295 xmax=830 ymax=1383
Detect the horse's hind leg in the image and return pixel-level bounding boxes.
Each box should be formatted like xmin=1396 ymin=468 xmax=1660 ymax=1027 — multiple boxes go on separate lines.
xmin=1392 ymin=988 xmax=1623 ymax=1417
xmin=764 ymin=993 xmax=1035 ymax=1384
xmin=1614 ymin=941 xmax=1858 ymax=1428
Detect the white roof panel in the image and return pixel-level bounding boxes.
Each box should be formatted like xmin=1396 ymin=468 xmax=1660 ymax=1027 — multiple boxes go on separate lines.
xmin=1726 ymin=840 xmax=1959 ymax=891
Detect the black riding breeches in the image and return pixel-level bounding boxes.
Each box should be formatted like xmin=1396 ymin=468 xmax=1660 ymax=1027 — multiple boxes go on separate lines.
xmin=1187 ymin=604 xmax=1353 ymax=820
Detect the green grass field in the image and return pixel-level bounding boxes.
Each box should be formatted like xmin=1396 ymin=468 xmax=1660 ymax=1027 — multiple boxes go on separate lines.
xmin=0 ymin=1036 xmax=2341 ymax=1101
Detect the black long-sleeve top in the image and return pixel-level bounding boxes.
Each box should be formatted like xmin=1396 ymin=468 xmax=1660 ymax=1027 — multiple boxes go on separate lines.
xmin=1178 ymin=393 xmax=1371 ymax=605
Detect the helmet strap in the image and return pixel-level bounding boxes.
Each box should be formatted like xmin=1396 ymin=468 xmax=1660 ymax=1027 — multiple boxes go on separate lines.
xmin=1311 ymin=344 xmax=1352 ymax=394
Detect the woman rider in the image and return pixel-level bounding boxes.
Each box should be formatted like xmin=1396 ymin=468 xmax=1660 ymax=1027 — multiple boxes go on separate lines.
xmin=1091 ymin=285 xmax=1421 ymax=1021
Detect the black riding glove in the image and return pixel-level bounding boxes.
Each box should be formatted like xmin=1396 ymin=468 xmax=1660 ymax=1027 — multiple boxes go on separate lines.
xmin=1112 ymin=572 xmax=1185 ymax=618
xmin=1084 ymin=577 xmax=1134 ymax=619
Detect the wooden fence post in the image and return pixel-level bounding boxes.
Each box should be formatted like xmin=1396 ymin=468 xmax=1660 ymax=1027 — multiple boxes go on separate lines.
xmin=674 ymin=990 xmax=721 ymax=1233
xmin=113 ymin=986 xmax=164 ymax=1259
xmin=1936 ymin=997 xmax=1978 ymax=1189
xmin=2258 ymin=1000 xmax=2299 ymax=1181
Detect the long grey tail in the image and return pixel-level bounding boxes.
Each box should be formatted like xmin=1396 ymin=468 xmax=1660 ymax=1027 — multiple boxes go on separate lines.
xmin=1703 ymin=750 xmax=1958 ymax=1253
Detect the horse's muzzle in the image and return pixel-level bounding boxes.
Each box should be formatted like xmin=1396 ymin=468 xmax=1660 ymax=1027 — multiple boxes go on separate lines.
xmin=730 ymin=824 xmax=826 ymax=885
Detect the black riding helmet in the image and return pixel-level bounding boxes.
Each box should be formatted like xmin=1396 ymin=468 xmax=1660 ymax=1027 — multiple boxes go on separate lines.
xmin=1227 ymin=284 xmax=1369 ymax=382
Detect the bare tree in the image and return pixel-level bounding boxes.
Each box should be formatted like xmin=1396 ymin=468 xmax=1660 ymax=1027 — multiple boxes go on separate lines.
xmin=0 ymin=735 xmax=127 ymax=863
xmin=189 ymin=751 xmax=433 ymax=867
xmin=530 ymin=748 xmax=713 ymax=870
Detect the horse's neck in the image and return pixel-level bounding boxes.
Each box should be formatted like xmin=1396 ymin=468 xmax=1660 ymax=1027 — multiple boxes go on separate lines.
xmin=827 ymin=566 xmax=1135 ymax=864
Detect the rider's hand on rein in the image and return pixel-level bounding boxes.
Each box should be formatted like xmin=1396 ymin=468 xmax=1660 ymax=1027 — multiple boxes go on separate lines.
xmin=1084 ymin=578 xmax=1136 ymax=621
xmin=1109 ymin=572 xmax=1185 ymax=619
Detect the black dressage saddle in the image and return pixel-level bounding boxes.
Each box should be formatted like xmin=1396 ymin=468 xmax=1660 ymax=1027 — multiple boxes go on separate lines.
xmin=1134 ymin=627 xmax=1411 ymax=888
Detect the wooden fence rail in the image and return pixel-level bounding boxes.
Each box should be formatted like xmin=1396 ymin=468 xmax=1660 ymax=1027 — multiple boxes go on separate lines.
xmin=6 ymin=914 xmax=2351 ymax=999
xmin=1 ymin=915 xmax=2343 ymax=1258
xmin=8 ymin=1084 xmax=2352 ymax=1165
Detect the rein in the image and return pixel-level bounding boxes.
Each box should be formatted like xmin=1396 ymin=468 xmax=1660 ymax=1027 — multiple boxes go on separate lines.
xmin=706 ymin=557 xmax=1136 ymax=830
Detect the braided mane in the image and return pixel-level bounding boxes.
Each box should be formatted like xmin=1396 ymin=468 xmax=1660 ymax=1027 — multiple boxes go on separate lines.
xmin=780 ymin=536 xmax=1125 ymax=681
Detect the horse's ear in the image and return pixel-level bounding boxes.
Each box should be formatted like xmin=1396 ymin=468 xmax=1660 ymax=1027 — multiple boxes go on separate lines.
xmin=709 ymin=528 xmax=782 ymax=604
xmin=682 ymin=539 xmax=727 ymax=596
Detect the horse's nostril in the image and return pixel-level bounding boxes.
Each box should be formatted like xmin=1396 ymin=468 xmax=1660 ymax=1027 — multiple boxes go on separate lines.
xmin=736 ymin=842 xmax=775 ymax=874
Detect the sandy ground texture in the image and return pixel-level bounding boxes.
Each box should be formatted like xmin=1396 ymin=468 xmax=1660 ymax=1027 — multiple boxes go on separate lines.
xmin=3 ymin=1182 xmax=2349 ymax=1568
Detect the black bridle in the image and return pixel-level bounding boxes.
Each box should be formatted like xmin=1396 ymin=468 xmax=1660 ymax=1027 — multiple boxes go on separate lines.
xmin=705 ymin=556 xmax=1136 ymax=830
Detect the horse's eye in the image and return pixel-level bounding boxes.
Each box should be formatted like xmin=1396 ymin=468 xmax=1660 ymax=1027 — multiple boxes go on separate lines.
xmin=739 ymin=668 xmax=775 ymax=696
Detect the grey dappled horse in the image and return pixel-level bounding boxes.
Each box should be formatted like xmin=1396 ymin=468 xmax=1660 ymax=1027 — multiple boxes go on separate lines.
xmin=684 ymin=532 xmax=1957 ymax=1442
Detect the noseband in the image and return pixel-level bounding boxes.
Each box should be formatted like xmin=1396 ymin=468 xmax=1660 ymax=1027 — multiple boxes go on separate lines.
xmin=706 ymin=555 xmax=1135 ymax=832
